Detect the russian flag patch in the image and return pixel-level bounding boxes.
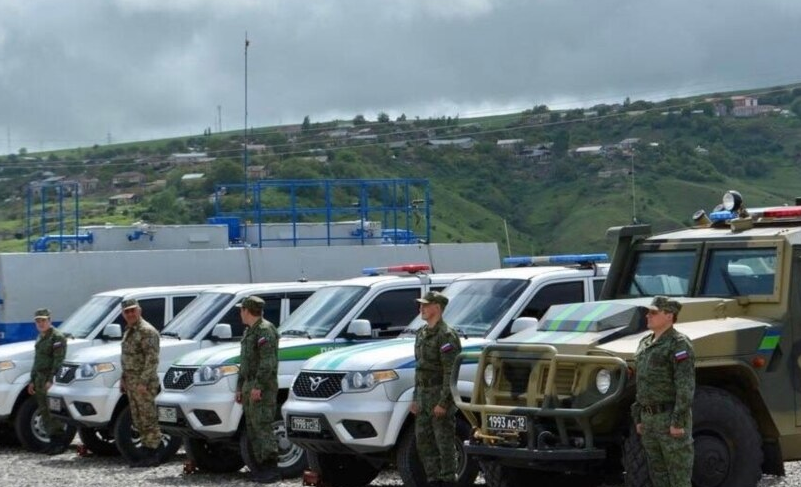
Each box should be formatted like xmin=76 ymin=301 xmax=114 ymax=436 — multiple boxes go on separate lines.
xmin=257 ymin=336 xmax=268 ymax=347
xmin=53 ymin=342 xmax=63 ymax=349
xmin=674 ymin=350 xmax=689 ymax=362
xmin=440 ymin=343 xmax=454 ymax=353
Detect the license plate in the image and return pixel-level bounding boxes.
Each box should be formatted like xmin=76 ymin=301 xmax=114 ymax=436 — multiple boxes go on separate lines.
xmin=290 ymin=416 xmax=320 ymax=433
xmin=48 ymin=397 xmax=62 ymax=413
xmin=158 ymin=406 xmax=177 ymax=423
xmin=486 ymin=414 xmax=527 ymax=432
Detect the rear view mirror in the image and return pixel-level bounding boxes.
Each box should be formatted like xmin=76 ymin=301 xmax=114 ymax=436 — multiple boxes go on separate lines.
xmin=346 ymin=319 xmax=372 ymax=338
xmin=510 ymin=317 xmax=539 ymax=335
xmin=102 ymin=323 xmax=122 ymax=339
xmin=211 ymin=323 xmax=233 ymax=340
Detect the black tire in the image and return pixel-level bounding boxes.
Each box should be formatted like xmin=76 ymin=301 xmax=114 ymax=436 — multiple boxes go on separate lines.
xmin=240 ymin=419 xmax=307 ymax=478
xmin=112 ymin=406 xmax=182 ymax=464
xmin=77 ymin=426 xmax=118 ymax=456
xmin=480 ymin=460 xmax=525 ymax=487
xmin=0 ymin=422 xmax=20 ymax=446
xmin=306 ymin=450 xmax=381 ymax=487
xmin=623 ymin=425 xmax=652 ymax=487
xmin=691 ymin=386 xmax=762 ymax=487
xmin=185 ymin=438 xmax=244 ymax=473
xmin=14 ymin=395 xmax=76 ymax=453
xmin=396 ymin=418 xmax=480 ymax=487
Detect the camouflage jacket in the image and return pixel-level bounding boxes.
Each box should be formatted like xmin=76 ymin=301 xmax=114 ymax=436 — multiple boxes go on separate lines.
xmin=237 ymin=318 xmax=278 ymax=394
xmin=414 ymin=319 xmax=462 ymax=408
xmin=121 ymin=318 xmax=160 ymax=386
xmin=32 ymin=328 xmax=67 ymax=382
xmin=632 ymin=326 xmax=695 ymax=428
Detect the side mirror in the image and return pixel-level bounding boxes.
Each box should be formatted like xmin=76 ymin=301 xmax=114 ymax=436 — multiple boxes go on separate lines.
xmin=510 ymin=317 xmax=539 ymax=335
xmin=346 ymin=319 xmax=372 ymax=338
xmin=211 ymin=323 xmax=233 ymax=340
xmin=102 ymin=323 xmax=122 ymax=339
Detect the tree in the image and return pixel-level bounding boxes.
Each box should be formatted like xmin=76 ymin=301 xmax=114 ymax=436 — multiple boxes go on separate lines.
xmin=18 ymin=147 xmax=27 ymax=156
xmin=396 ymin=113 xmax=407 ymax=122
xmin=353 ymin=114 xmax=367 ymax=125
xmin=377 ymin=112 xmax=390 ymax=124
xmin=302 ymin=116 xmax=311 ymax=132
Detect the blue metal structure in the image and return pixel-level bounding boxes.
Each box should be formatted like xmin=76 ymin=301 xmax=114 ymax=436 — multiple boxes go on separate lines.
xmin=212 ymin=178 xmax=431 ymax=247
xmin=25 ymin=181 xmax=85 ymax=252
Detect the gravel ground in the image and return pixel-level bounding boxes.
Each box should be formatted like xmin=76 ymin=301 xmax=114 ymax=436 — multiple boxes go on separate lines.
xmin=1 ymin=443 xmax=799 ymax=486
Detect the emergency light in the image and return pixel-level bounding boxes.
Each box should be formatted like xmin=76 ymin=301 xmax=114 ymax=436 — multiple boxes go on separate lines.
xmin=503 ymin=254 xmax=608 ymax=267
xmin=361 ymin=264 xmax=431 ymax=276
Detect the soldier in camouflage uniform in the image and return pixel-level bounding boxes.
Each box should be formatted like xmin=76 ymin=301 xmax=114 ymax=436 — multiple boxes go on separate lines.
xmin=30 ymin=308 xmax=70 ymax=455
xmin=411 ymin=291 xmax=462 ymax=487
xmin=631 ymin=296 xmax=695 ymax=487
xmin=119 ymin=298 xmax=162 ymax=468
xmin=236 ymin=296 xmax=280 ymax=484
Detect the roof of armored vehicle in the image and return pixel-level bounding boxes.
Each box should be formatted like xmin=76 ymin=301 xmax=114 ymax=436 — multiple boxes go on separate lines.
xmin=649 ymin=224 xmax=801 ymax=242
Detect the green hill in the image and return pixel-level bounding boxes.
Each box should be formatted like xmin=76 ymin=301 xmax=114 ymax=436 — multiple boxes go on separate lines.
xmin=2 ymin=84 xmax=801 ymax=255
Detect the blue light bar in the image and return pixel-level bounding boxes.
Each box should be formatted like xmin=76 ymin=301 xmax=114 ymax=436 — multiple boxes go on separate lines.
xmin=709 ymin=210 xmax=737 ymax=223
xmin=503 ymin=253 xmax=609 ymax=267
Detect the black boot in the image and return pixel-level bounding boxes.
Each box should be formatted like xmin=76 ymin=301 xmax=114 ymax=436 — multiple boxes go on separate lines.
xmin=129 ymin=447 xmax=161 ymax=468
xmin=250 ymin=465 xmax=281 ymax=484
xmin=43 ymin=433 xmax=69 ymax=455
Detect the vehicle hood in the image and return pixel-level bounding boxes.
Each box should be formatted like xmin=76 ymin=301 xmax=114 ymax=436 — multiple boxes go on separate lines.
xmin=172 ymin=343 xmax=241 ymax=366
xmin=168 ymin=337 xmax=364 ymax=367
xmin=64 ymin=338 xmax=200 ymax=368
xmin=302 ymin=337 xmax=492 ymax=371
xmin=0 ymin=340 xmax=37 ymax=360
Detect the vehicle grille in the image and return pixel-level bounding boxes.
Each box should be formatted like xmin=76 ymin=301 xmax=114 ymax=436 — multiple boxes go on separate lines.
xmin=163 ymin=367 xmax=198 ymax=390
xmin=539 ymin=365 xmax=577 ymax=396
xmin=54 ymin=364 xmax=78 ymax=384
xmin=292 ymin=372 xmax=346 ymax=399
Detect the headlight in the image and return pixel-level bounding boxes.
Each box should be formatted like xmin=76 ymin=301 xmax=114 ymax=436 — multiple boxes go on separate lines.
xmin=75 ymin=362 xmax=115 ymax=380
xmin=193 ymin=364 xmax=239 ymax=386
xmin=595 ymin=369 xmax=612 ymax=394
xmin=344 ymin=370 xmax=398 ymax=392
xmin=0 ymin=360 xmax=15 ymax=371
xmin=483 ymin=363 xmax=494 ymax=387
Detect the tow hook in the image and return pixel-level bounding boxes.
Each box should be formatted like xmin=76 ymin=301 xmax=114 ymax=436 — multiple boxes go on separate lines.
xmin=183 ymin=459 xmax=197 ymax=474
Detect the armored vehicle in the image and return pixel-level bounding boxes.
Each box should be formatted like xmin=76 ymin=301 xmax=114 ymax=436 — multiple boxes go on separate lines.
xmin=456 ymin=191 xmax=801 ymax=487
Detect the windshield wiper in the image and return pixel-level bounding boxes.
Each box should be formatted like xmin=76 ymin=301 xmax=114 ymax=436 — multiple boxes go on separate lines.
xmin=630 ymin=276 xmax=647 ymax=296
xmin=161 ymin=331 xmax=181 ymax=339
xmin=720 ymin=267 xmax=741 ymax=296
xmin=281 ymin=329 xmax=312 ymax=339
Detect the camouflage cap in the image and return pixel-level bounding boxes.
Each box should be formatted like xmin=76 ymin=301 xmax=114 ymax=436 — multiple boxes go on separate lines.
xmin=647 ymin=295 xmax=682 ymax=315
xmin=416 ymin=291 xmax=448 ymax=308
xmin=34 ymin=308 xmax=51 ymax=319
xmin=121 ymin=298 xmax=139 ymax=310
xmin=236 ymin=295 xmax=265 ymax=312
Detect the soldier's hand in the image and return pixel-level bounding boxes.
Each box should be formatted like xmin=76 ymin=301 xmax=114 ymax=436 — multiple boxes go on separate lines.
xmin=433 ymin=404 xmax=447 ymax=418
xmin=235 ymin=391 xmax=242 ymax=404
xmin=669 ymin=426 xmax=685 ymax=438
xmin=636 ymin=423 xmax=643 ymax=435
xmin=45 ymin=381 xmax=52 ymax=391
xmin=27 ymin=383 xmax=35 ymax=395
xmin=250 ymin=388 xmax=262 ymax=402
xmin=409 ymin=402 xmax=419 ymax=415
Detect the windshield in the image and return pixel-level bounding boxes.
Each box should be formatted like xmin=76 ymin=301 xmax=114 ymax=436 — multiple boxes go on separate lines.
xmin=57 ymin=295 xmax=122 ymax=338
xmin=700 ymin=247 xmax=777 ymax=297
xmin=624 ymin=250 xmax=695 ymax=297
xmin=278 ymin=285 xmax=368 ymax=338
xmin=404 ymin=278 xmax=529 ymax=337
xmin=161 ymin=292 xmax=236 ymax=339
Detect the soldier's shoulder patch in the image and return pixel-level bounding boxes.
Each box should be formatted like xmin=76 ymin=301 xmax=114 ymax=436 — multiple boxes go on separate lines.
xmin=257 ymin=336 xmax=268 ymax=347
xmin=674 ymin=350 xmax=689 ymax=362
xmin=52 ymin=341 xmax=64 ymax=349
xmin=440 ymin=342 xmax=454 ymax=353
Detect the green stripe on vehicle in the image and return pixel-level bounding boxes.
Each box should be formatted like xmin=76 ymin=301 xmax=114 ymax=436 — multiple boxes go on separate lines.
xmin=547 ymin=302 xmax=585 ymax=331
xmin=576 ymin=302 xmax=612 ymax=332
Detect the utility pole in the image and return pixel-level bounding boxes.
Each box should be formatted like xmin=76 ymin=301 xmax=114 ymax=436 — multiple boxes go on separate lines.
xmin=6 ymin=127 xmax=10 ymax=155
xmin=217 ymin=105 xmax=222 ymax=133
xmin=630 ymin=152 xmax=637 ymax=224
xmin=243 ymin=33 xmax=250 ymax=186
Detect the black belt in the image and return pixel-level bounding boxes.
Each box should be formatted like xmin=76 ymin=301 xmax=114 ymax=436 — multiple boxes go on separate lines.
xmin=642 ymin=403 xmax=673 ymax=415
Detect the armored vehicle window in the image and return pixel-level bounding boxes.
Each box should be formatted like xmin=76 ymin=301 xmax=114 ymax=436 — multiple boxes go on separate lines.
xmin=138 ymin=298 xmax=167 ymax=330
xmin=700 ymin=248 xmax=777 ymax=297
xmin=592 ymin=279 xmax=605 ymax=299
xmin=625 ymin=250 xmax=695 ymax=297
xmin=520 ymin=281 xmax=585 ymax=321
xmin=57 ymin=295 xmax=122 ymax=339
xmin=172 ymin=296 xmax=196 ymax=315
xmin=357 ymin=288 xmax=420 ymax=338
xmin=279 ymin=286 xmax=368 ymax=338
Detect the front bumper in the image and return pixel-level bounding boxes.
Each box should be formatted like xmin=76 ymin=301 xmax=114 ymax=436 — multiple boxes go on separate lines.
xmin=47 ymin=382 xmax=121 ymax=428
xmin=283 ymin=384 xmax=409 ymax=455
xmin=0 ymin=380 xmax=27 ymax=420
xmin=156 ymin=382 xmax=241 ymax=441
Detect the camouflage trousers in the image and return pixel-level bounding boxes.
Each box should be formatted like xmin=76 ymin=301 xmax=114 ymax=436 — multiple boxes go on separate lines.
xmin=242 ymin=385 xmax=277 ymax=465
xmin=34 ymin=378 xmax=64 ymax=437
xmin=128 ymin=382 xmax=162 ymax=449
xmin=640 ymin=411 xmax=694 ymax=487
xmin=415 ymin=388 xmax=457 ymax=483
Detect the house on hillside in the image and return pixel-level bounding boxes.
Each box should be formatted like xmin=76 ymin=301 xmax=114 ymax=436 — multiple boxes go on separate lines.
xmin=108 ymin=193 xmax=141 ymax=206
xmin=169 ymin=152 xmax=215 ymax=164
xmin=619 ymin=138 xmax=641 ymax=149
xmin=496 ymin=139 xmax=524 ymax=150
xmin=247 ymin=165 xmax=267 ymax=180
xmin=245 ymin=144 xmax=268 ymax=154
xmin=426 ymin=137 xmax=475 ymax=150
xmin=112 ymin=171 xmax=145 ymax=187
xmin=573 ymin=145 xmax=604 ymax=157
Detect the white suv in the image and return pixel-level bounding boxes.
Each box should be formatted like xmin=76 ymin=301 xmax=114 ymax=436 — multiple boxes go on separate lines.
xmin=156 ymin=267 xmax=466 ymax=478
xmin=0 ymin=284 xmax=215 ymax=452
xmin=283 ymin=257 xmax=608 ymax=487
xmin=46 ymin=281 xmax=328 ymax=464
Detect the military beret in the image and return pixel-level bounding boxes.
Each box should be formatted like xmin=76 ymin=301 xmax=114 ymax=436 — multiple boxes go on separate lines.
xmin=416 ymin=291 xmax=448 ymax=307
xmin=34 ymin=308 xmax=51 ymax=319
xmin=236 ymin=295 xmax=265 ymax=312
xmin=647 ymin=295 xmax=682 ymax=315
xmin=121 ymin=298 xmax=139 ymax=310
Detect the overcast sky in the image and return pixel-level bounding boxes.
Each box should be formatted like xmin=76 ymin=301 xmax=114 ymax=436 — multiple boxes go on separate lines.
xmin=2 ymin=0 xmax=801 ymax=154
